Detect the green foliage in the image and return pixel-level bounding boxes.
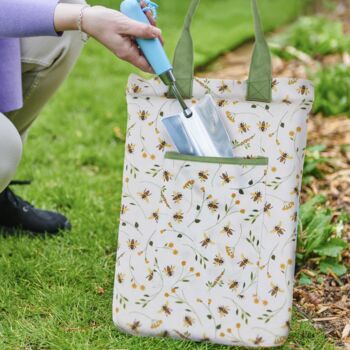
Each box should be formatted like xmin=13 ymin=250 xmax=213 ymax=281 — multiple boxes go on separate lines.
xmin=303 ymin=145 xmax=330 ymax=185
xmin=313 ymin=64 xmax=350 ymax=117
xmin=298 ymin=195 xmax=348 ymax=277
xmin=271 ymin=16 xmax=350 ymax=57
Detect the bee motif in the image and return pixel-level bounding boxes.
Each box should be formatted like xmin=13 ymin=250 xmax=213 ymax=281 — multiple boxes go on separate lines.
xmin=297 ymin=85 xmax=310 ymax=95
xmin=218 ymin=81 xmax=231 ymax=93
xmin=117 ymin=273 xmax=125 ymax=284
xmin=163 ymin=265 xmax=175 ymax=277
xmin=272 ymin=223 xmax=286 ymax=236
xmin=138 ymin=189 xmax=151 ymax=202
xmin=157 ymin=138 xmax=171 ymax=151
xmin=228 ymin=280 xmax=239 ymax=291
xmin=257 ymin=121 xmax=270 ymax=132
xmin=278 ymin=150 xmax=292 ymax=164
xmin=218 ymin=305 xmax=230 ymax=317
xmin=127 ymin=239 xmax=139 ymax=250
xmin=251 ymin=191 xmax=263 ymax=203
xmin=221 ymin=223 xmax=234 ymax=237
xmin=127 ymin=143 xmax=135 ymax=154
xmin=146 ymin=269 xmax=154 ymax=281
xmin=264 ymin=202 xmax=273 ymax=215
xmin=172 ymin=192 xmax=183 ymax=203
xmin=183 ymin=179 xmax=195 ymax=189
xmin=149 ymin=209 xmax=160 ymax=222
xmin=271 ymin=79 xmax=279 ymax=91
xmin=282 ymin=95 xmax=292 ymax=105
xmin=291 ymin=187 xmax=299 ymax=196
xmin=131 ymin=84 xmax=142 ymax=93
xmin=129 ymin=320 xmax=141 ymax=332
xmin=173 ymin=211 xmax=184 ymax=223
xmin=200 ymin=233 xmax=213 ymax=248
xmin=254 ymin=336 xmax=264 ymax=345
xmin=121 ymin=205 xmax=128 ymax=215
xmin=220 ymin=172 xmax=234 ymax=185
xmin=213 ymin=254 xmax=225 ymax=266
xmin=137 ymin=110 xmax=149 ymax=120
xmin=162 ymin=170 xmax=173 ymax=182
xmin=217 ymin=99 xmax=228 ymax=107
xmin=183 ymin=315 xmax=195 ymax=327
xmin=160 ymin=302 xmax=172 ymax=316
xmin=198 ymin=170 xmax=209 ymax=182
xmin=208 ymin=200 xmax=219 ymax=213
xmin=269 ymin=283 xmax=284 ymax=297
xmin=290 ymin=212 xmax=298 ymax=222
xmin=239 ymin=255 xmax=250 ymax=269
xmin=239 ymin=122 xmax=251 ymax=133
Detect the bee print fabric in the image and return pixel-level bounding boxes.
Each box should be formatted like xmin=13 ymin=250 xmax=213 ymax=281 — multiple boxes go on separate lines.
xmin=113 ymin=75 xmax=314 ymax=348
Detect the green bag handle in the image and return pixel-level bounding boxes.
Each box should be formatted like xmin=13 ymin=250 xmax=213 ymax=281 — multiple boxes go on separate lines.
xmin=171 ymin=0 xmax=272 ymax=102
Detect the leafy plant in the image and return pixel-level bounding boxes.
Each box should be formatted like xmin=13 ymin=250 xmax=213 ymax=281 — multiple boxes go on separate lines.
xmin=303 ymin=145 xmax=331 ymax=185
xmin=271 ymin=16 xmax=350 ymax=57
xmin=297 ymin=195 xmax=348 ymax=278
xmin=313 ymin=64 xmax=350 ymax=117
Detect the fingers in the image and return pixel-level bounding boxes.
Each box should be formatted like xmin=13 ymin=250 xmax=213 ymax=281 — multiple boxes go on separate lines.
xmin=119 ymin=16 xmax=162 ymax=39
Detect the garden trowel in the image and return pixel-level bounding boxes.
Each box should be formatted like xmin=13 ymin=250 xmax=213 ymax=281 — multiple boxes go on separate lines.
xmin=120 ymin=0 xmax=233 ymax=157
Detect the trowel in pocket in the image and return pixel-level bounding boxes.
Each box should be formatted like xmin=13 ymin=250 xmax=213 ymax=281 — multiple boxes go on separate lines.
xmin=120 ymin=0 xmax=233 ymax=157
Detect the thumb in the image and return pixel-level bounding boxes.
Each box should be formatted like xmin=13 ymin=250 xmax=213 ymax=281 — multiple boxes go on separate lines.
xmin=120 ymin=17 xmax=162 ymax=39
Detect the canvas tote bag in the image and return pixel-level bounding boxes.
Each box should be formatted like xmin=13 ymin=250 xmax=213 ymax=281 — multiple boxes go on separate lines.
xmin=113 ymin=0 xmax=314 ymax=347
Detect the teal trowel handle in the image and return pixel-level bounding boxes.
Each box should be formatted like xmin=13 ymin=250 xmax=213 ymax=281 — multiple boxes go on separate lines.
xmin=120 ymin=0 xmax=172 ymax=76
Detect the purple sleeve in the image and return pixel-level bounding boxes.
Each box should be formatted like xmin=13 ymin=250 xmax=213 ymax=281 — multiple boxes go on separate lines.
xmin=0 ymin=0 xmax=60 ymax=37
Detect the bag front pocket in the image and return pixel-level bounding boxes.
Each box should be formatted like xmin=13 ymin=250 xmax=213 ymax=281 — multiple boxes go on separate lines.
xmin=141 ymin=152 xmax=269 ymax=343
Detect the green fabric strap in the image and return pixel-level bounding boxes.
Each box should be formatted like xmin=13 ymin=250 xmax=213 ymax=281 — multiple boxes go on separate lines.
xmin=172 ymin=0 xmax=272 ymax=102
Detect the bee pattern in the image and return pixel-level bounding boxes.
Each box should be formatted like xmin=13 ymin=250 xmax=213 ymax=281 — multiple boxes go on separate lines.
xmin=239 ymin=122 xmax=251 ymax=133
xmin=218 ymin=305 xmax=230 ymax=317
xmin=157 ymin=138 xmax=171 ymax=151
xmin=160 ymin=302 xmax=172 ymax=316
xmin=146 ymin=269 xmax=154 ymax=281
xmin=251 ymin=191 xmax=263 ymax=203
xmin=183 ymin=179 xmax=195 ymax=189
xmin=272 ymin=222 xmax=286 ymax=236
xmin=220 ymin=172 xmax=234 ymax=185
xmin=173 ymin=211 xmax=184 ymax=223
xmin=282 ymin=95 xmax=292 ymax=105
xmin=131 ymin=84 xmax=142 ymax=93
xmin=163 ymin=265 xmax=175 ymax=277
xmin=254 ymin=336 xmax=264 ymax=345
xmin=278 ymin=150 xmax=292 ymax=164
xmin=228 ymin=280 xmax=239 ymax=291
xmin=172 ymin=192 xmax=183 ymax=203
xmin=129 ymin=320 xmax=141 ymax=333
xmin=257 ymin=121 xmax=270 ymax=132
xmin=269 ymin=283 xmax=284 ymax=297
xmin=217 ymin=99 xmax=228 ymax=107
xmin=117 ymin=273 xmax=125 ymax=284
xmin=127 ymin=143 xmax=135 ymax=154
xmin=198 ymin=170 xmax=209 ymax=182
xmin=138 ymin=189 xmax=151 ymax=202
xmin=213 ymin=254 xmax=225 ymax=266
xmin=264 ymin=202 xmax=273 ymax=215
xmin=297 ymin=85 xmax=310 ymax=95
xmin=121 ymin=204 xmax=128 ymax=215
xmin=239 ymin=255 xmax=251 ymax=269
xmin=162 ymin=170 xmax=173 ymax=182
xmin=271 ymin=79 xmax=279 ymax=91
xmin=137 ymin=110 xmax=149 ymax=120
xmin=221 ymin=223 xmax=234 ymax=237
xmin=148 ymin=209 xmax=160 ymax=222
xmin=127 ymin=239 xmax=139 ymax=250
xmin=208 ymin=200 xmax=219 ymax=213
xmin=218 ymin=81 xmax=231 ymax=93
xmin=183 ymin=315 xmax=195 ymax=327
xmin=200 ymin=233 xmax=214 ymax=248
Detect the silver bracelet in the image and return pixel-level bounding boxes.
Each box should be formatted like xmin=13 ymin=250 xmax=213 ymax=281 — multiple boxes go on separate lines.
xmin=77 ymin=4 xmax=91 ymax=43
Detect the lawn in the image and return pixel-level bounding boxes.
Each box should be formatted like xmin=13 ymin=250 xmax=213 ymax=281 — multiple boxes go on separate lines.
xmin=0 ymin=0 xmax=334 ymax=349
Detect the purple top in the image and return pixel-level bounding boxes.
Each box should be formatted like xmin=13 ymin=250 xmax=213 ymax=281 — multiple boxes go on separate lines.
xmin=0 ymin=0 xmax=60 ymax=113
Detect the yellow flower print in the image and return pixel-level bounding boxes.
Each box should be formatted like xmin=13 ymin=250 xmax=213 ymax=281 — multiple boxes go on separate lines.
xmin=297 ymin=85 xmax=310 ymax=95
xmin=271 ymin=222 xmax=286 ymax=236
xmin=282 ymin=201 xmax=294 ymax=211
xmin=172 ymin=192 xmax=183 ymax=203
xmin=225 ymin=246 xmax=235 ymax=259
xmin=218 ymin=305 xmax=230 ymax=317
xmin=213 ymin=254 xmax=224 ymax=266
xmin=288 ymin=78 xmax=297 ymax=85
xmin=239 ymin=122 xmax=251 ymax=133
xmin=221 ymin=223 xmax=234 ymax=237
xmin=127 ymin=239 xmax=139 ymax=250
xmin=138 ymin=110 xmax=150 ymax=121
xmin=220 ymin=172 xmax=234 ymax=185
xmin=127 ymin=143 xmax=135 ymax=154
xmin=138 ymin=189 xmax=151 ymax=202
xmin=183 ymin=179 xmax=195 ymax=189
xmin=183 ymin=315 xmax=195 ymax=327
xmin=151 ymin=320 xmax=163 ymax=329
xmin=207 ymin=199 xmax=219 ymax=213
xmin=225 ymin=111 xmax=235 ymax=123
xmin=159 ymin=302 xmax=172 ymax=317
xmin=129 ymin=320 xmax=141 ymax=333
xmin=163 ymin=170 xmax=173 ymax=182
xmin=163 ymin=265 xmax=175 ymax=277
xmin=198 ymin=170 xmax=209 ymax=182
xmin=173 ymin=210 xmax=184 ymax=223
xmin=257 ymin=121 xmax=270 ymax=132
xmin=250 ymin=191 xmax=263 ymax=203
xmin=157 ymin=138 xmax=171 ymax=151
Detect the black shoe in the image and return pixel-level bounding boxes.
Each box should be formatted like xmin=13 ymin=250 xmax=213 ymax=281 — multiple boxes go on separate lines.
xmin=0 ymin=180 xmax=71 ymax=235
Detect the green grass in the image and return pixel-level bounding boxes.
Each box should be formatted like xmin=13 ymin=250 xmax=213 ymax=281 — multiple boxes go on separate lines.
xmin=0 ymin=0 xmax=334 ymax=349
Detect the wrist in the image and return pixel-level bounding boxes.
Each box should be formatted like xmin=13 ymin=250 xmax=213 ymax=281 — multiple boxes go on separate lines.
xmin=54 ymin=3 xmax=86 ymax=32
